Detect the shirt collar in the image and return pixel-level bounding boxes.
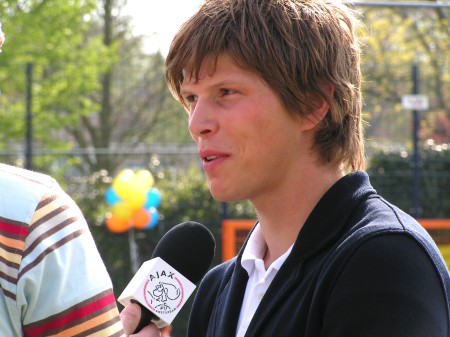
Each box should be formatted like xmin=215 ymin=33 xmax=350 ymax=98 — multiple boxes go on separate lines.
xmin=241 ymin=223 xmax=293 ymax=276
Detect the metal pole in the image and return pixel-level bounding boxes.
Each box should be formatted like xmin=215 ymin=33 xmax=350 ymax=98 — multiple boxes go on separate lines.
xmin=221 ymin=202 xmax=229 ymax=220
xmin=128 ymin=228 xmax=141 ymax=273
xmin=25 ymin=63 xmax=33 ymax=170
xmin=412 ymin=64 xmax=420 ymax=218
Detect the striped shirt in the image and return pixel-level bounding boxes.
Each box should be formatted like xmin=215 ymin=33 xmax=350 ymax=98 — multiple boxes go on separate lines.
xmin=0 ymin=163 xmax=124 ymax=336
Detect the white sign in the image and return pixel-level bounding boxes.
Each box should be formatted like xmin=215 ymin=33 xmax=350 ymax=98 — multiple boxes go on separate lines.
xmin=402 ymin=95 xmax=429 ymax=110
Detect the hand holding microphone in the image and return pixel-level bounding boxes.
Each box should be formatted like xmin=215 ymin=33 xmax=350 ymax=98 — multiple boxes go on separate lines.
xmin=118 ymin=221 xmax=216 ymax=334
xmin=120 ymin=304 xmax=161 ymax=337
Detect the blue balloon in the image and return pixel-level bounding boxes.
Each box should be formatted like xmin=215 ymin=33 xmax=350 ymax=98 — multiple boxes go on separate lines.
xmin=144 ymin=188 xmax=162 ymax=209
xmin=145 ymin=207 xmax=159 ymax=229
xmin=105 ymin=187 xmax=121 ymax=206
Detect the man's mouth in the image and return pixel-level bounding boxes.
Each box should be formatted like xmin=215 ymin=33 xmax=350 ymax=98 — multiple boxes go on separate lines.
xmin=204 ymin=155 xmax=219 ymax=162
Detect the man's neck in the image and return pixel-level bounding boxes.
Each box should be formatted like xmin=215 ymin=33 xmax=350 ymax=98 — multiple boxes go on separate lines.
xmin=255 ymin=167 xmax=344 ymax=267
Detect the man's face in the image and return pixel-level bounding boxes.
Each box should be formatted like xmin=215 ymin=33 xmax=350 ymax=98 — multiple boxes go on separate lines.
xmin=180 ymin=54 xmax=310 ymax=205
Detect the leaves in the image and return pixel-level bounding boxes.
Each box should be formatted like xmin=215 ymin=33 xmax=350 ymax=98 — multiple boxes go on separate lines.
xmin=0 ymin=0 xmax=111 ymax=149
xmin=360 ymin=6 xmax=450 ymax=146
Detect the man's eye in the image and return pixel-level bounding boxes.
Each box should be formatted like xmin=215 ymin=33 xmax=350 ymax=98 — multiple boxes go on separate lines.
xmin=186 ymin=95 xmax=198 ymax=103
xmin=220 ymin=89 xmax=234 ymax=96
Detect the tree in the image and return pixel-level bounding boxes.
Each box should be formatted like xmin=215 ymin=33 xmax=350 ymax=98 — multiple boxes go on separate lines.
xmin=0 ymin=0 xmax=113 ymax=162
xmin=65 ymin=0 xmax=191 ymax=176
xmin=0 ymin=0 xmax=190 ymax=176
xmin=360 ymin=5 xmax=450 ymax=148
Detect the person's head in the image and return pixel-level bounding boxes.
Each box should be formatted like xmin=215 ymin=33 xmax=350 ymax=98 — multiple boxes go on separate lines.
xmin=166 ymin=0 xmax=365 ymax=172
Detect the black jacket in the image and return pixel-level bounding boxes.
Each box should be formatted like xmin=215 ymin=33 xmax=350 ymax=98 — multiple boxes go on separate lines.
xmin=188 ymin=171 xmax=450 ymax=337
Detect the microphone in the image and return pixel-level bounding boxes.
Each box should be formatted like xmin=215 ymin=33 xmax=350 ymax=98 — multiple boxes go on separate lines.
xmin=118 ymin=221 xmax=216 ymax=332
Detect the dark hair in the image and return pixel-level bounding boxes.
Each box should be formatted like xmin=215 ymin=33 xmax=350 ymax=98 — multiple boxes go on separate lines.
xmin=166 ymin=0 xmax=365 ymax=171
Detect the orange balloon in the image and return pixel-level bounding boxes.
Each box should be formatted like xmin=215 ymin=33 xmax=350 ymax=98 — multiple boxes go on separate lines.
xmin=132 ymin=208 xmax=151 ymax=229
xmin=106 ymin=214 xmax=131 ymax=233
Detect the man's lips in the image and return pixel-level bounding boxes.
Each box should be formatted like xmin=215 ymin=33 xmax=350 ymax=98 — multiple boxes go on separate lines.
xmin=199 ymin=150 xmax=228 ymax=164
xmin=204 ymin=155 xmax=220 ymax=162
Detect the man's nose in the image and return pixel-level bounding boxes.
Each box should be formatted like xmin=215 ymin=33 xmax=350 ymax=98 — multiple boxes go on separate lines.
xmin=188 ymin=98 xmax=218 ymax=139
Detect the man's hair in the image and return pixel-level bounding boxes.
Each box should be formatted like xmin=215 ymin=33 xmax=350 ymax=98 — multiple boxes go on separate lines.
xmin=165 ymin=0 xmax=365 ymax=171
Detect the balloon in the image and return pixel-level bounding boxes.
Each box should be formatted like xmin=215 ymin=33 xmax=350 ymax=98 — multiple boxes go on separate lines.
xmin=132 ymin=208 xmax=151 ymax=229
xmin=145 ymin=207 xmax=159 ymax=229
xmin=135 ymin=169 xmax=155 ymax=190
xmin=105 ymin=187 xmax=121 ymax=206
xmin=114 ymin=173 xmax=148 ymax=209
xmin=105 ymin=213 xmax=131 ymax=233
xmin=127 ymin=188 xmax=148 ymax=210
xmin=112 ymin=169 xmax=135 ymax=199
xmin=112 ymin=201 xmax=132 ymax=220
xmin=144 ymin=188 xmax=162 ymax=209
xmin=105 ymin=169 xmax=162 ymax=232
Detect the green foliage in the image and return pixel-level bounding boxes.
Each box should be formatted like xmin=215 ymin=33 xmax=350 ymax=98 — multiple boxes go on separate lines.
xmin=360 ymin=6 xmax=450 ymax=146
xmin=0 ymin=0 xmax=114 ymax=149
xmin=367 ymin=145 xmax=450 ymax=218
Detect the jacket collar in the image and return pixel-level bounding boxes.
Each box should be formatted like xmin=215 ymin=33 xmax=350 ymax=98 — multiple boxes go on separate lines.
xmin=290 ymin=170 xmax=376 ymax=261
xmin=229 ymin=171 xmax=376 ymax=336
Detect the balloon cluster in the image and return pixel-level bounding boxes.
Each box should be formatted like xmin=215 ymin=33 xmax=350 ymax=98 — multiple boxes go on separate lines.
xmin=105 ymin=169 xmax=161 ymax=233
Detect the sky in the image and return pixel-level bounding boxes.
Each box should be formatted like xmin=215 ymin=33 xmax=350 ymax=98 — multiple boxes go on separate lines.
xmin=123 ymin=0 xmax=204 ymax=55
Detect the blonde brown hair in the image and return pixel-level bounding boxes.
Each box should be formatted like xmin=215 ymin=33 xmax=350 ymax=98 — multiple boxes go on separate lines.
xmin=165 ymin=0 xmax=365 ymax=171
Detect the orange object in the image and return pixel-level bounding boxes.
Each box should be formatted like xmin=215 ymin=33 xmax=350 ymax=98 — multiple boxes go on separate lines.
xmin=105 ymin=214 xmax=131 ymax=233
xmin=418 ymin=219 xmax=450 ymax=229
xmin=132 ymin=209 xmax=151 ymax=229
xmin=222 ymin=219 xmax=255 ymax=262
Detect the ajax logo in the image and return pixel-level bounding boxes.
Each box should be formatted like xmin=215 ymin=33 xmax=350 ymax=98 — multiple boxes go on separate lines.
xmin=143 ymin=270 xmax=184 ymax=315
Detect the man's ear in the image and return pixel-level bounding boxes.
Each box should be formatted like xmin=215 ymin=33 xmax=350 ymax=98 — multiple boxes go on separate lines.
xmin=300 ymin=84 xmax=334 ymax=131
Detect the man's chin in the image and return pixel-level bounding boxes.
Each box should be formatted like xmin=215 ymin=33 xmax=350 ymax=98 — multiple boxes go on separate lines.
xmin=210 ymin=190 xmax=245 ymax=203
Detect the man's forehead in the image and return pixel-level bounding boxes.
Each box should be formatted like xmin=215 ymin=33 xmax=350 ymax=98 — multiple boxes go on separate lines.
xmin=181 ymin=56 xmax=218 ymax=81
xmin=180 ymin=53 xmax=246 ymax=85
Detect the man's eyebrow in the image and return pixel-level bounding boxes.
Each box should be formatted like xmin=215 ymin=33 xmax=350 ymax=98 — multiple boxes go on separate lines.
xmin=180 ymin=88 xmax=193 ymax=96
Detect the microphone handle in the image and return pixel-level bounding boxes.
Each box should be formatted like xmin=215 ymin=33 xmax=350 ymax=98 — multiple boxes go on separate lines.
xmin=131 ymin=299 xmax=155 ymax=333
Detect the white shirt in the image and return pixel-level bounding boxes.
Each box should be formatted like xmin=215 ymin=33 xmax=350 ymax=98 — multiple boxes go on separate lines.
xmin=235 ymin=223 xmax=293 ymax=337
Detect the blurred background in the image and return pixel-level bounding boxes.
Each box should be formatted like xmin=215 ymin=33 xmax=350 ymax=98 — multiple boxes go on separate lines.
xmin=0 ymin=0 xmax=449 ymax=335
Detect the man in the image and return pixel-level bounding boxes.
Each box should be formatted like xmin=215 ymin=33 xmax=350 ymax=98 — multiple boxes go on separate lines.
xmin=0 ymin=23 xmax=159 ymax=337
xmin=165 ymin=0 xmax=450 ymax=336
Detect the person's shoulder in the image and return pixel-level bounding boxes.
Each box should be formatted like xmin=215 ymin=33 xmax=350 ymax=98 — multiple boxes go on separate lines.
xmin=0 ymin=164 xmax=60 ymax=223
xmin=339 ymin=200 xmax=449 ymax=285
xmin=0 ymin=163 xmax=55 ymax=188
xmin=364 ymin=194 xmax=436 ymax=243
xmin=207 ymin=258 xmax=236 ymax=277
xmin=198 ymin=258 xmax=237 ymax=291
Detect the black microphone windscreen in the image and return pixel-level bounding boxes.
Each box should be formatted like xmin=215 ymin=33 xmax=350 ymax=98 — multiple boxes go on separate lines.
xmin=151 ymin=221 xmax=215 ymax=284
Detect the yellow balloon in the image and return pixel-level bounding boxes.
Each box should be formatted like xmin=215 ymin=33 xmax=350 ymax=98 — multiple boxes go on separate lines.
xmin=112 ymin=201 xmax=132 ymax=220
xmin=114 ymin=169 xmax=134 ymax=183
xmin=127 ymin=188 xmax=147 ymax=210
xmin=135 ymin=170 xmax=155 ymax=189
xmin=113 ymin=169 xmax=136 ymax=200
